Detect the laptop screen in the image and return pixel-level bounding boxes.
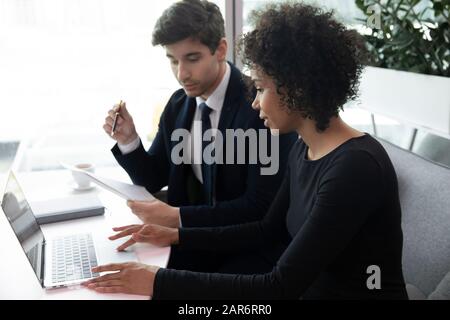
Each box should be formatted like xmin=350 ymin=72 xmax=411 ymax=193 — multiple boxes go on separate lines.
xmin=1 ymin=172 xmax=45 ymax=284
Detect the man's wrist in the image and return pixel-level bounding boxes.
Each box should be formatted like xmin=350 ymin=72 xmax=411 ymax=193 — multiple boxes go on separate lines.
xmin=123 ymin=132 xmax=139 ymax=145
xmin=117 ymin=135 xmax=140 ymax=154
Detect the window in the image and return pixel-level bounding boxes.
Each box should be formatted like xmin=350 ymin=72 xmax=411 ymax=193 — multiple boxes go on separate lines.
xmin=0 ymin=0 xmax=225 ymax=171
xmin=243 ymin=0 xmax=364 ymax=33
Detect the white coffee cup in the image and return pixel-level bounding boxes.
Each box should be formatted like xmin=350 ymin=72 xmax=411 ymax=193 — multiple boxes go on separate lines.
xmin=71 ymin=163 xmax=95 ymax=189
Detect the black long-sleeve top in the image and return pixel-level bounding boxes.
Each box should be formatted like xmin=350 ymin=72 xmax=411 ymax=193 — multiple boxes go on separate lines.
xmin=153 ymin=134 xmax=408 ymax=299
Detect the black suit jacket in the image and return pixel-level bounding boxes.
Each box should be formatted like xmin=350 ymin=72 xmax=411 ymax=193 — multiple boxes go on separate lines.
xmin=112 ymin=63 xmax=296 ymax=227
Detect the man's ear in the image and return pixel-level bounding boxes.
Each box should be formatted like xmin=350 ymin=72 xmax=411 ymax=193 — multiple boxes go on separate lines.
xmin=216 ymin=38 xmax=228 ymax=62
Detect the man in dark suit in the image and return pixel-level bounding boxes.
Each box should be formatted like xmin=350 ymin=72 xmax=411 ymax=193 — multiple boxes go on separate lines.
xmin=103 ymin=0 xmax=295 ymax=273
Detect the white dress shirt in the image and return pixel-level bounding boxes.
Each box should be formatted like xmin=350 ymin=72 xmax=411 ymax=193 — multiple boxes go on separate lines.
xmin=118 ymin=62 xmax=231 ymax=184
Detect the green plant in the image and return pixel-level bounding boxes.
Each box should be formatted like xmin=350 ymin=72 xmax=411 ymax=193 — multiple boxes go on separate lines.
xmin=355 ymin=0 xmax=449 ymax=77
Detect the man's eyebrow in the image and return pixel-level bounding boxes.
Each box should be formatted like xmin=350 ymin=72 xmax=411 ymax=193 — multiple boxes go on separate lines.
xmin=166 ymin=52 xmax=201 ymax=59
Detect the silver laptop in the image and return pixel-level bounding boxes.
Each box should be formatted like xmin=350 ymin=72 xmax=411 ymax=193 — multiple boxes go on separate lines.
xmin=1 ymin=171 xmax=136 ymax=289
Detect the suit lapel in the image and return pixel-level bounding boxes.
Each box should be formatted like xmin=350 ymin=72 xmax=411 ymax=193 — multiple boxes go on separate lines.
xmin=169 ymin=95 xmax=196 ymax=206
xmin=175 ymin=96 xmax=197 ymax=132
xmin=218 ymin=64 xmax=244 ymax=133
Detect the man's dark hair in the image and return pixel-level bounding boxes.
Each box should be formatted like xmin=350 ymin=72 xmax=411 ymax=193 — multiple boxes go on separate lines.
xmin=238 ymin=2 xmax=368 ymax=132
xmin=152 ymin=0 xmax=225 ymax=54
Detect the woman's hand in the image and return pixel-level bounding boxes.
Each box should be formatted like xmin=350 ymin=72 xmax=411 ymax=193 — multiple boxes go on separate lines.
xmin=109 ymin=223 xmax=179 ymax=251
xmin=127 ymin=199 xmax=181 ymax=228
xmin=82 ymin=262 xmax=159 ymax=296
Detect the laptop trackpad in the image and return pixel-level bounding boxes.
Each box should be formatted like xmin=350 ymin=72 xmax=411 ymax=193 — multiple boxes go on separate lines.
xmin=94 ymin=235 xmax=137 ymax=265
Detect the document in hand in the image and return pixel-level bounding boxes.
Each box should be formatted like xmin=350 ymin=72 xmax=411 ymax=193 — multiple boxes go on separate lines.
xmin=85 ymin=174 xmax=155 ymax=202
xmin=61 ymin=163 xmax=155 ymax=202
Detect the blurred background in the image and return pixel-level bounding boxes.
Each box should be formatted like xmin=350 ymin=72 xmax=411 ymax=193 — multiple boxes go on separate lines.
xmin=1 ymin=0 xmax=448 ymax=173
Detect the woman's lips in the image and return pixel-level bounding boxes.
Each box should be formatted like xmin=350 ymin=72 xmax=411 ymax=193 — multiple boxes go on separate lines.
xmin=259 ymin=114 xmax=269 ymax=127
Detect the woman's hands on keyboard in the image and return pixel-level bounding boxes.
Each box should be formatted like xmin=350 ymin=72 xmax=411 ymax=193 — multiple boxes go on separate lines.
xmin=108 ymin=223 xmax=179 ymax=251
xmin=82 ymin=262 xmax=159 ymax=296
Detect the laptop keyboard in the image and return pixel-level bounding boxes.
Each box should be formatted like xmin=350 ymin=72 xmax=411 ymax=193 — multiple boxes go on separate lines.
xmin=52 ymin=233 xmax=100 ymax=284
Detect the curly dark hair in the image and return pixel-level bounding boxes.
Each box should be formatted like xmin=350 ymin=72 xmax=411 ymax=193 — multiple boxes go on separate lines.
xmin=238 ymin=2 xmax=368 ymax=132
xmin=152 ymin=0 xmax=225 ymax=54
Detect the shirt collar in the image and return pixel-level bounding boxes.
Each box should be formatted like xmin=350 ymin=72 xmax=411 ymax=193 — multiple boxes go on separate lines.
xmin=196 ymin=62 xmax=231 ymax=112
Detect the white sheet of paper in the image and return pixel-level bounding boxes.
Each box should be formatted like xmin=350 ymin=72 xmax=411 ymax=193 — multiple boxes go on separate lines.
xmin=61 ymin=163 xmax=155 ymax=202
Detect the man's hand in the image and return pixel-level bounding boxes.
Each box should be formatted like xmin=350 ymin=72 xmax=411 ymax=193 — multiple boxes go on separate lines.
xmin=103 ymin=102 xmax=138 ymax=145
xmin=109 ymin=223 xmax=179 ymax=251
xmin=128 ymin=199 xmax=181 ymax=228
xmin=82 ymin=262 xmax=159 ymax=296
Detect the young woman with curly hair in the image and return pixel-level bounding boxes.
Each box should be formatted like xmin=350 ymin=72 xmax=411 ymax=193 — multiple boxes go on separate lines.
xmin=85 ymin=2 xmax=408 ymax=300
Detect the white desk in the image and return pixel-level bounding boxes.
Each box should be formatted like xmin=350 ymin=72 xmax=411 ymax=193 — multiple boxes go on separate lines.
xmin=0 ymin=167 xmax=170 ymax=300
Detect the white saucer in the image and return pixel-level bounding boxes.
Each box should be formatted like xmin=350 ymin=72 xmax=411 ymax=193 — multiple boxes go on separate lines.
xmin=69 ymin=182 xmax=96 ymax=192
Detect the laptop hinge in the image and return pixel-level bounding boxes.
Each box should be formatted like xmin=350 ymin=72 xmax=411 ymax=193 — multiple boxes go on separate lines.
xmin=40 ymin=239 xmax=46 ymax=287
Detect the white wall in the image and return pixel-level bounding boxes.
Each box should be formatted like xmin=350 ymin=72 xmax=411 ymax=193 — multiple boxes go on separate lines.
xmin=358 ymin=66 xmax=450 ymax=139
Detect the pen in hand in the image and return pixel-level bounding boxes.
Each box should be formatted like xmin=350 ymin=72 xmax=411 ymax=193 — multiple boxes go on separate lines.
xmin=111 ymin=100 xmax=123 ymax=137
